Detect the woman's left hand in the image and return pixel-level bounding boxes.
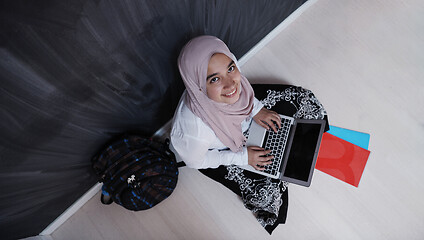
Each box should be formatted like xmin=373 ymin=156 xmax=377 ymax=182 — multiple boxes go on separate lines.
xmin=253 ymin=107 xmax=281 ymax=133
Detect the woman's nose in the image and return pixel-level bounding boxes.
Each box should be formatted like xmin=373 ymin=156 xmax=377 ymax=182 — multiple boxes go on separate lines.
xmin=222 ymin=75 xmax=235 ymax=88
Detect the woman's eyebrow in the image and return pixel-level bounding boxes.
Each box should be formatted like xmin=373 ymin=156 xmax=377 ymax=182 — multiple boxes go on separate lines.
xmin=206 ymin=60 xmax=235 ymax=80
xmin=207 ymin=73 xmax=217 ymax=80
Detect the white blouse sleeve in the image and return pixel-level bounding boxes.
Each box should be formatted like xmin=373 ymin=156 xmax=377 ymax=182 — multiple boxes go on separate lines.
xmin=170 ymin=131 xmax=248 ymax=169
xmin=169 ymin=95 xmax=263 ymax=169
xmin=169 ymin=98 xmax=249 ymax=169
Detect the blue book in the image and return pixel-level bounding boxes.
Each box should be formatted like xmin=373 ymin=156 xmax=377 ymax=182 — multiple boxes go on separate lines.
xmin=327 ymin=125 xmax=370 ymax=150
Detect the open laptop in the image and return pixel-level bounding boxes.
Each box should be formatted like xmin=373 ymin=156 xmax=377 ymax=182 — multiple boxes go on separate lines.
xmin=240 ymin=115 xmax=326 ymax=187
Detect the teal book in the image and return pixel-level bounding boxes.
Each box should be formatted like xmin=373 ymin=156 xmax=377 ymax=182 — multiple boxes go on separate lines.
xmin=327 ymin=126 xmax=370 ymax=150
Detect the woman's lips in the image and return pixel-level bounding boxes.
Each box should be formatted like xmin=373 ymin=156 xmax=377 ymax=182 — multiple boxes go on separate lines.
xmin=223 ymin=87 xmax=237 ymax=97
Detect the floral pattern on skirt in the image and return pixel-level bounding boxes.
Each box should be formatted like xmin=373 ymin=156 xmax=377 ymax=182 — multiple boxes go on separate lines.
xmin=199 ymin=84 xmax=329 ymax=234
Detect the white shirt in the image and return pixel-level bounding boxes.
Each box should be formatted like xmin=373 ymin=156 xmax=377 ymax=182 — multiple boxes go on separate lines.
xmin=170 ymin=93 xmax=264 ymax=169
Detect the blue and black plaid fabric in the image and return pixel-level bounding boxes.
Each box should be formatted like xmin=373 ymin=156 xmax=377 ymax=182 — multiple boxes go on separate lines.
xmin=92 ymin=135 xmax=179 ymax=211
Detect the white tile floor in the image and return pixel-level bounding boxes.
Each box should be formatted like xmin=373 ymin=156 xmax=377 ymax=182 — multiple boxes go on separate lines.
xmin=49 ymin=0 xmax=424 ymax=239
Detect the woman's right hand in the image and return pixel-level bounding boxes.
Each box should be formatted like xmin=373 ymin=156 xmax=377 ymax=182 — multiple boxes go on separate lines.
xmin=247 ymin=146 xmax=273 ymax=171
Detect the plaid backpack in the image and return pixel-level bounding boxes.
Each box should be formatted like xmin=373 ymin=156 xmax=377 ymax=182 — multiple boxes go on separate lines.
xmin=91 ymin=135 xmax=181 ymax=211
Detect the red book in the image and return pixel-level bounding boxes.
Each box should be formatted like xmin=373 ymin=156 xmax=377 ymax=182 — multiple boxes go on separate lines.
xmin=316 ymin=132 xmax=371 ymax=187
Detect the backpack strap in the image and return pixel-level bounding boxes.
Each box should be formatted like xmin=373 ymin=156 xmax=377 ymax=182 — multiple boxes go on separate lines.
xmin=176 ymin=161 xmax=186 ymax=168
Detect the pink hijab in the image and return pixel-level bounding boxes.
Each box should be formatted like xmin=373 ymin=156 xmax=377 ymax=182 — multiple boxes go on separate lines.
xmin=178 ymin=35 xmax=255 ymax=152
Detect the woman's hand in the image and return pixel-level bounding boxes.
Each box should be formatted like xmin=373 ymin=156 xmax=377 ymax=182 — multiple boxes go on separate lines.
xmin=247 ymin=146 xmax=273 ymax=170
xmin=253 ymin=107 xmax=281 ymax=133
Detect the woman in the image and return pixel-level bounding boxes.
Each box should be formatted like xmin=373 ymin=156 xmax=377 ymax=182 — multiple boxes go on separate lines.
xmin=170 ymin=35 xmax=328 ymax=234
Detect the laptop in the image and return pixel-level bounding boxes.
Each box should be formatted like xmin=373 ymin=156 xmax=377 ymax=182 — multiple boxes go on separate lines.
xmin=240 ymin=115 xmax=326 ymax=187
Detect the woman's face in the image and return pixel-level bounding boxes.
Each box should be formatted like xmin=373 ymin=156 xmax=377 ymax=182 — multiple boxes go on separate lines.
xmin=206 ymin=53 xmax=241 ymax=104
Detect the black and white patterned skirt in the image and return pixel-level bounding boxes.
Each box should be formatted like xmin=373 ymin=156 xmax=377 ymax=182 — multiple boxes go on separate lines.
xmin=199 ymin=84 xmax=329 ymax=234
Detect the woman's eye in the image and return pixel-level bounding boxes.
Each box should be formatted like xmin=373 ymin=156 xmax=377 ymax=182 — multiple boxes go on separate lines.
xmin=228 ymin=65 xmax=235 ymax=73
xmin=210 ymin=77 xmax=219 ymax=83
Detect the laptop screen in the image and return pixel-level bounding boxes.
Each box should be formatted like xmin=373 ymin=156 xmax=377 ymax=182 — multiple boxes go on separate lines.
xmin=283 ymin=122 xmax=322 ymax=181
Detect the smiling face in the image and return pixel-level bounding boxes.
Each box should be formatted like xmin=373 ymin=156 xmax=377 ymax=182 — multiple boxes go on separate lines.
xmin=206 ymin=53 xmax=241 ymax=104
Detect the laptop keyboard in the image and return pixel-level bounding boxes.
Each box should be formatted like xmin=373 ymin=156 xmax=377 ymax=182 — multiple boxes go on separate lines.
xmin=262 ymin=117 xmax=293 ymax=176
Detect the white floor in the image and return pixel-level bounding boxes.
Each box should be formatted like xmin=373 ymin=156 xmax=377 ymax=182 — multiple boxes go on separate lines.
xmin=48 ymin=0 xmax=424 ymax=239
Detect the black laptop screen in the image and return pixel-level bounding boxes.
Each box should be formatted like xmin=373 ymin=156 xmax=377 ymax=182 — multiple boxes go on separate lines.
xmin=283 ymin=122 xmax=322 ymax=181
